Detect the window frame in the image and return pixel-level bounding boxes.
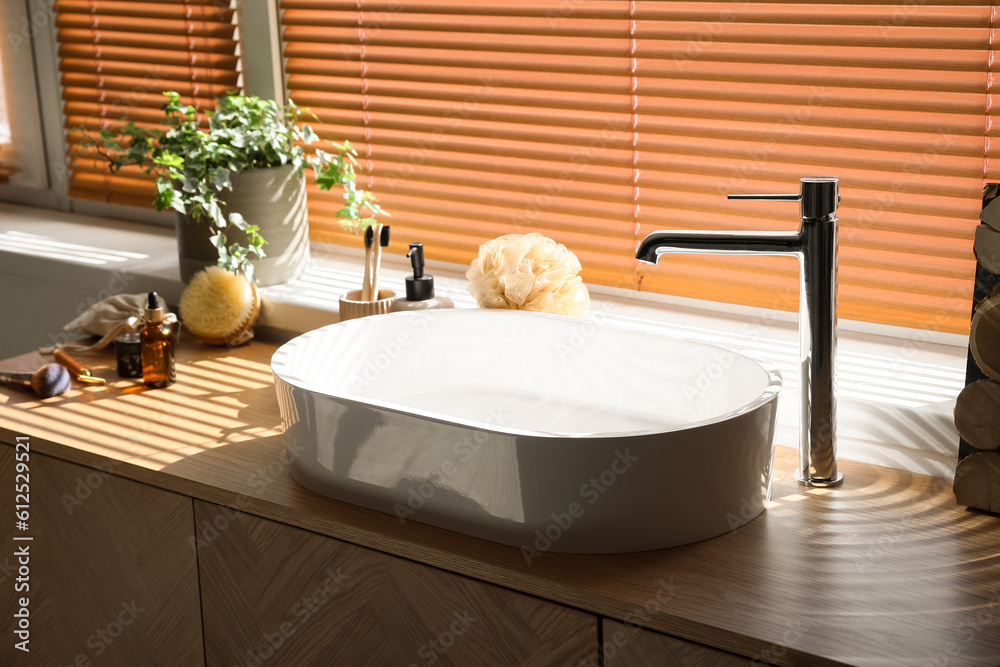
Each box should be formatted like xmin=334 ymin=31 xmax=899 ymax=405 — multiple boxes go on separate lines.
xmin=0 ymin=0 xmax=282 ymax=227
xmin=0 ymin=0 xmax=68 ymax=210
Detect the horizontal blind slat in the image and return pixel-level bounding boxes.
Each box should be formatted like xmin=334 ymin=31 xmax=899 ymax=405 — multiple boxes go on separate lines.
xmin=290 ymin=65 xmax=987 ymax=115
xmin=58 ymin=30 xmax=238 ymax=54
xmin=55 ymin=1 xmax=234 ymax=21
xmin=56 ymin=14 xmax=236 ymax=38
xmin=290 ymin=77 xmax=987 ymax=136
xmin=284 ymin=0 xmax=995 ymax=13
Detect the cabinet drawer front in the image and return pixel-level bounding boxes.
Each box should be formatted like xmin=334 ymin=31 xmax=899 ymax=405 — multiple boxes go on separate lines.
xmin=1 ymin=449 xmax=203 ymax=667
xmin=195 ymin=500 xmax=597 ymax=666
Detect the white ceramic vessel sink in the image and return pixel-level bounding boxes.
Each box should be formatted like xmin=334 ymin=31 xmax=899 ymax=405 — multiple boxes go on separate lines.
xmin=272 ymin=309 xmax=780 ymax=554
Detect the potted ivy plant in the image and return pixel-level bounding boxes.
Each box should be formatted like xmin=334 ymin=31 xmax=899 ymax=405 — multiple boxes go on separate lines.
xmin=78 ymin=92 xmax=384 ymax=284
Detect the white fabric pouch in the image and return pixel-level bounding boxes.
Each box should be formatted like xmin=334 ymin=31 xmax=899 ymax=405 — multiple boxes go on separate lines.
xmin=56 ymin=294 xmax=175 ymax=352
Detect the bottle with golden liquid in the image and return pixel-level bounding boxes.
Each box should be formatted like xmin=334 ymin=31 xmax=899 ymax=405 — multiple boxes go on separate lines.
xmin=141 ymin=292 xmax=176 ymax=388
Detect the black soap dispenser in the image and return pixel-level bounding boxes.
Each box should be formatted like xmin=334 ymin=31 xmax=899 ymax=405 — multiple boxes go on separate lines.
xmin=390 ymin=243 xmax=455 ymax=311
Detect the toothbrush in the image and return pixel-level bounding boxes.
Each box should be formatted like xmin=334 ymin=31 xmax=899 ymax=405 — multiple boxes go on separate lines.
xmin=362 ymin=225 xmax=375 ymax=301
xmin=370 ymin=224 xmax=390 ymax=300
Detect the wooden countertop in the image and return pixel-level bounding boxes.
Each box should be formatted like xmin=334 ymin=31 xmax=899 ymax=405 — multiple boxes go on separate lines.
xmin=1 ymin=339 xmax=998 ymax=667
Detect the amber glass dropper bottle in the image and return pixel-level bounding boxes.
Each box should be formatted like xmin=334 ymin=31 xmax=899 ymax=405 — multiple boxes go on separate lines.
xmin=141 ymin=292 xmax=176 ymax=388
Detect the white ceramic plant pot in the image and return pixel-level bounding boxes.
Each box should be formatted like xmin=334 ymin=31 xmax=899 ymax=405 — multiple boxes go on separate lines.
xmin=176 ymin=164 xmax=309 ymax=285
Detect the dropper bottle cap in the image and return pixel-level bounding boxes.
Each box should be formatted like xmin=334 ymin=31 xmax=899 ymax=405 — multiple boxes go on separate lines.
xmin=405 ymin=243 xmax=435 ymax=301
xmin=146 ymin=292 xmax=163 ymax=324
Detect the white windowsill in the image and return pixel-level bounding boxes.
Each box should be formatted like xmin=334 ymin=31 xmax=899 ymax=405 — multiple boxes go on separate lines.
xmin=0 ymin=202 xmax=967 ymax=480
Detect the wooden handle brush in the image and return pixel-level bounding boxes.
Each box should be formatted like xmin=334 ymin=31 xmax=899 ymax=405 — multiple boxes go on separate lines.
xmin=361 ymin=225 xmax=375 ymax=301
xmin=370 ymin=224 xmax=390 ymax=300
xmin=0 ymin=363 xmax=72 ymax=398
xmin=54 ymin=348 xmax=106 ymax=385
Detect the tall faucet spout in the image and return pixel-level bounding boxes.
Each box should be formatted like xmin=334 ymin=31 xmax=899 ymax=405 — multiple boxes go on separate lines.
xmin=635 ymin=230 xmax=802 ymax=264
xmin=635 ymin=176 xmax=843 ymax=488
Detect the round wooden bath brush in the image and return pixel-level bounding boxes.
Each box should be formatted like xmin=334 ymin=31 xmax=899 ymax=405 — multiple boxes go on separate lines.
xmin=180 ymin=267 xmax=261 ymax=345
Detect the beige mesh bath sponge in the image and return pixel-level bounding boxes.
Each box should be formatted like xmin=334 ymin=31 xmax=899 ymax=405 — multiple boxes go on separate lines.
xmin=466 ymin=233 xmax=589 ymax=317
xmin=179 ymin=266 xmax=261 ymax=345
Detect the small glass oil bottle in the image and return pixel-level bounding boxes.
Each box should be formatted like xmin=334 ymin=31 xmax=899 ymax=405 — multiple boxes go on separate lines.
xmin=141 ymin=292 xmax=176 ymax=388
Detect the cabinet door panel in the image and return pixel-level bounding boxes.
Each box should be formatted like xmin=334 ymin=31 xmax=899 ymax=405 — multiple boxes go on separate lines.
xmin=0 ymin=448 xmax=204 ymax=666
xmin=603 ymin=619 xmax=758 ymax=666
xmin=195 ymin=500 xmax=597 ymax=666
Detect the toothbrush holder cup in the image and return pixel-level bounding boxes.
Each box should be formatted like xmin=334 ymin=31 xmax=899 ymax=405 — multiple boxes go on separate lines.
xmin=339 ymin=289 xmax=396 ymax=322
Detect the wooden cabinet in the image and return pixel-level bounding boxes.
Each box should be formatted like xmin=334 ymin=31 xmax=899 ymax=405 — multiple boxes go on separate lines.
xmin=0 ymin=445 xmax=769 ymax=667
xmin=0 ymin=449 xmax=204 ymax=666
xmin=194 ymin=500 xmax=597 ymax=667
xmin=602 ymin=619 xmax=759 ymax=666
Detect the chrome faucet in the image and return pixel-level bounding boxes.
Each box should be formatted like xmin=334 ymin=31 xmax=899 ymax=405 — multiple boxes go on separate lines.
xmin=636 ymin=176 xmax=843 ymax=487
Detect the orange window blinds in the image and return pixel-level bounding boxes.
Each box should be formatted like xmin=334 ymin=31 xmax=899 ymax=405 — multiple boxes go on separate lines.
xmin=56 ymin=0 xmax=242 ymax=208
xmin=282 ymin=0 xmax=997 ymax=333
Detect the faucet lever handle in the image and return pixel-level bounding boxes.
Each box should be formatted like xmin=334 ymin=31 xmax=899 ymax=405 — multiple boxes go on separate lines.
xmin=728 ymin=177 xmax=839 ymax=220
xmin=726 ymin=194 xmax=800 ymax=201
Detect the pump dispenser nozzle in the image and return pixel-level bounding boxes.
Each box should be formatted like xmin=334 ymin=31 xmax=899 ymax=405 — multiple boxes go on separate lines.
xmin=390 ymin=242 xmax=455 ymax=312
xmin=405 ymin=243 xmax=434 ymax=300
xmin=408 ymin=243 xmax=425 ymax=279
